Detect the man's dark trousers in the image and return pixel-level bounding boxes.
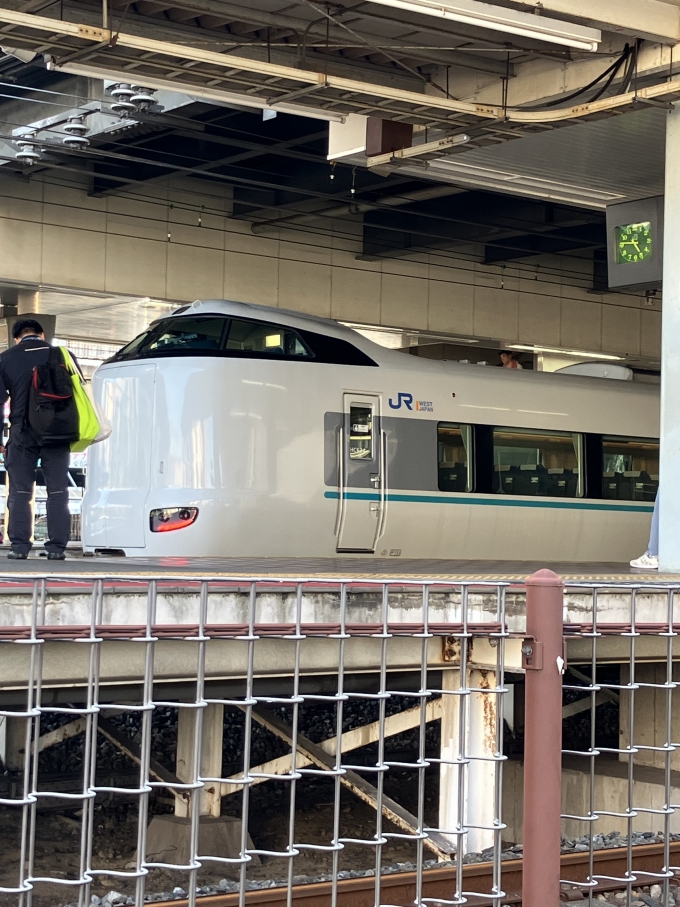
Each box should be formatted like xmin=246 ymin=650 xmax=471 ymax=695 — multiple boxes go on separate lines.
xmin=6 ymin=430 xmax=70 ymax=556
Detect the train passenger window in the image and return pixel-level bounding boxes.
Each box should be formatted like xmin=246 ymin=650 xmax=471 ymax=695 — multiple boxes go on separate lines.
xmin=438 ymin=423 xmax=473 ymax=492
xmin=602 ymin=436 xmax=659 ymax=501
xmin=349 ymin=406 xmax=373 ymax=459
xmin=226 ymin=318 xmax=311 ymax=357
xmin=144 ymin=317 xmax=226 ymax=353
xmin=492 ymin=428 xmax=583 ymax=497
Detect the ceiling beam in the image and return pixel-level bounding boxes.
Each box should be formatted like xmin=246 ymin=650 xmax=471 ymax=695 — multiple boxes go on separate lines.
xmin=101 ymin=0 xmax=516 ymax=74
xmin=519 ymin=0 xmax=680 ymax=43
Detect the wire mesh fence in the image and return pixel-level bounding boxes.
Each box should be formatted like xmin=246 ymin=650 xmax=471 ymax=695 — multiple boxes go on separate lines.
xmin=560 ymin=582 xmax=680 ymax=906
xmin=0 ymin=575 xmax=512 ymax=907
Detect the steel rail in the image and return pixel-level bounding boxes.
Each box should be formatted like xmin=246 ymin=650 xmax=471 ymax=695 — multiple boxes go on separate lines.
xmin=152 ymin=841 xmax=680 ymax=907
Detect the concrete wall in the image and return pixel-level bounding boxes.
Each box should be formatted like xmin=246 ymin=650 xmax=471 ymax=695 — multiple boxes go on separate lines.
xmin=503 ymin=759 xmax=680 ymax=842
xmin=0 ymin=171 xmax=659 ymax=356
xmin=620 ymin=663 xmax=680 ymax=771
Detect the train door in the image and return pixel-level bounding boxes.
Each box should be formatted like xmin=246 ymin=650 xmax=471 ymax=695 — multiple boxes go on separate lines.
xmin=337 ymin=393 xmax=385 ymax=553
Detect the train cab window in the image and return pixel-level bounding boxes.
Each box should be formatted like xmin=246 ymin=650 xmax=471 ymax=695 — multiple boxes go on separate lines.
xmin=143 ymin=317 xmax=227 ymax=353
xmin=438 ymin=423 xmax=473 ymax=492
xmin=602 ymin=436 xmax=659 ymax=501
xmin=493 ymin=428 xmax=583 ymax=497
xmin=226 ymin=318 xmax=311 ymax=357
xmin=349 ymin=406 xmax=373 ymax=459
xmin=115 ymin=330 xmax=151 ymax=359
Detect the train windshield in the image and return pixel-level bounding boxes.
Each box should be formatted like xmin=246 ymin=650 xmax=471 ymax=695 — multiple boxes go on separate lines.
xmin=144 ymin=317 xmax=226 ymax=353
xmin=110 ymin=314 xmax=378 ymax=366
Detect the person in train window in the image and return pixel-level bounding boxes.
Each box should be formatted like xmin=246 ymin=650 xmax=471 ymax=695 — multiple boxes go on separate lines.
xmin=0 ymin=320 xmax=75 ymax=560
xmin=500 ymin=351 xmax=523 ymax=369
xmin=630 ymin=489 xmax=659 ymax=570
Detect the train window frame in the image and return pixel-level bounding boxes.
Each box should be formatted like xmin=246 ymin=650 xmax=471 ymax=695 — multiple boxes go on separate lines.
xmin=492 ymin=426 xmax=584 ymax=498
xmin=601 ymin=435 xmax=659 ymax=502
xmin=437 ymin=422 xmax=473 ymax=493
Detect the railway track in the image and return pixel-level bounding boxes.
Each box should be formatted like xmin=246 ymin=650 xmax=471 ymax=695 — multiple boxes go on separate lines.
xmin=155 ymin=841 xmax=680 ymax=907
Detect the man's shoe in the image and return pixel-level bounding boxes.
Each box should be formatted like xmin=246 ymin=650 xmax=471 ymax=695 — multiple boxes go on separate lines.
xmin=7 ymin=551 xmax=27 ymax=560
xmin=46 ymin=552 xmax=66 ymax=561
xmin=630 ymin=552 xmax=659 ymax=570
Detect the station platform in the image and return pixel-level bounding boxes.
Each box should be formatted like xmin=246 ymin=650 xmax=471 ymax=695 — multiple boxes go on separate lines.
xmin=0 ymin=552 xmax=672 ymax=583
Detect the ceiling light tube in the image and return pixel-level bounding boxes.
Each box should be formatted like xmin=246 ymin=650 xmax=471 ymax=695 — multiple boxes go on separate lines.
xmin=507 ymin=344 xmax=624 ymax=360
xmin=366 ymin=0 xmax=601 ymax=51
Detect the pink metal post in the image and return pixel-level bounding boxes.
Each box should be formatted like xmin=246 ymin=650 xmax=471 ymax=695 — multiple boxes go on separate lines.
xmin=522 ymin=569 xmax=564 ymax=907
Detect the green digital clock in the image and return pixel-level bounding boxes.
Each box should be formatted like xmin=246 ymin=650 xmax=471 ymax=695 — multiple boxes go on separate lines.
xmin=615 ymin=221 xmax=653 ymax=264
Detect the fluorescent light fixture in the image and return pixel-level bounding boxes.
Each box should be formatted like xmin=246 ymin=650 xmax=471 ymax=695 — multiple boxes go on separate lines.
xmin=507 ymin=344 xmax=624 ymax=361
xmin=366 ymin=0 xmax=601 ymax=51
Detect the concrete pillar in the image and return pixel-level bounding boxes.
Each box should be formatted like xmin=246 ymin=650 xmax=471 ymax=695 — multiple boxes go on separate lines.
xmin=175 ymin=703 xmax=224 ymax=818
xmin=659 ymin=103 xmax=680 ymax=570
xmin=0 ymin=715 xmax=27 ymax=771
xmin=439 ymin=668 xmax=497 ymax=855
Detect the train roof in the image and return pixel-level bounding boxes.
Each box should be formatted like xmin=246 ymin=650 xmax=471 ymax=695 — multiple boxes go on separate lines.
xmin=174 ymin=300 xmax=659 ymax=394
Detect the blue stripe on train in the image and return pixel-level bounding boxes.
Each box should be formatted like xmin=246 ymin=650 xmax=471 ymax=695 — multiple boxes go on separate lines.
xmin=324 ymin=491 xmax=654 ymax=513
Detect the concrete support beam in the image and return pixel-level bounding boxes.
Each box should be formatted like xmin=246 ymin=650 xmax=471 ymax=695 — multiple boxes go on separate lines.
xmin=521 ymin=0 xmax=680 ymax=43
xmin=659 ymin=102 xmax=680 ymax=572
xmin=439 ymin=668 xmax=497 ymax=855
xmin=175 ymin=703 xmax=224 ymax=818
xmin=0 ymin=715 xmax=27 ymax=771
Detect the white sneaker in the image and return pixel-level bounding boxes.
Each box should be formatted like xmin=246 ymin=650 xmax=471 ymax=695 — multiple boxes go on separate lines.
xmin=630 ymin=552 xmax=659 ymax=570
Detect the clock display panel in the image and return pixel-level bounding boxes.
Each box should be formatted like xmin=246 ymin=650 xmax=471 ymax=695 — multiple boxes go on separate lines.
xmin=615 ymin=221 xmax=653 ymax=264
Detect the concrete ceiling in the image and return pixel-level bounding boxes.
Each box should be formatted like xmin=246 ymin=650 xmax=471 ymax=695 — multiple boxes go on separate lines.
xmin=9 ymin=290 xmax=177 ymax=345
xmin=357 ymin=106 xmax=668 ymax=208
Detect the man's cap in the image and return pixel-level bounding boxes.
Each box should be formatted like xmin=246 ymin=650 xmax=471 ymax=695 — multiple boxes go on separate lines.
xmin=12 ymin=318 xmax=44 ymax=339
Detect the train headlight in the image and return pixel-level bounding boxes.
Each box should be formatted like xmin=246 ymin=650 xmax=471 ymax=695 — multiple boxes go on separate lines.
xmin=150 ymin=507 xmax=198 ymax=532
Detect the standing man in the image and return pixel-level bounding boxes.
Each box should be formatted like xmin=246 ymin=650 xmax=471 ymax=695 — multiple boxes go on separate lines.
xmin=0 ymin=320 xmax=72 ymax=560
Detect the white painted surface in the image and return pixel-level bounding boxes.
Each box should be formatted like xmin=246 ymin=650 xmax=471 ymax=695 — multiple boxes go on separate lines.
xmin=83 ymin=362 xmax=156 ymax=548
xmin=659 ymin=104 xmax=680 ymax=571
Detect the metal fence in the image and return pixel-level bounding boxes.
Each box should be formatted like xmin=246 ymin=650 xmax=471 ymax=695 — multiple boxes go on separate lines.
xmin=1 ymin=573 xmax=680 ymax=907
xmin=560 ymin=581 xmax=680 ymax=906
xmin=0 ymin=575 xmax=511 ymax=907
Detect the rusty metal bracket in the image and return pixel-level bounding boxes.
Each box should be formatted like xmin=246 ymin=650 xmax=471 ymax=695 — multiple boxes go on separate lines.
xmin=442 ymin=635 xmax=461 ymax=662
xmin=522 ymin=637 xmax=543 ymax=671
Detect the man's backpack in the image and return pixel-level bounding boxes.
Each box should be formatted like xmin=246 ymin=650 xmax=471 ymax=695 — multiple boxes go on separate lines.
xmin=26 ymin=346 xmax=80 ymax=446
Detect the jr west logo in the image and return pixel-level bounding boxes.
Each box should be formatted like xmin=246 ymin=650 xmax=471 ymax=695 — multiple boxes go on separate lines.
xmin=388 ymin=392 xmax=413 ymax=410
xmin=388 ymin=393 xmax=433 ymax=413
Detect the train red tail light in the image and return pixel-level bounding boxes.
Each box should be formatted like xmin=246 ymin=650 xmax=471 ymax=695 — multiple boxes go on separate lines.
xmin=150 ymin=507 xmax=198 ymax=532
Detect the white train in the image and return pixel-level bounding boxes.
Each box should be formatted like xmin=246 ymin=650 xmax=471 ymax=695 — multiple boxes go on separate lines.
xmin=82 ymin=299 xmax=659 ymax=561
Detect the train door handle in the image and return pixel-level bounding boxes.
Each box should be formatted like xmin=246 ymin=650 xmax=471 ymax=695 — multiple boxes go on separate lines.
xmin=369 ymin=474 xmax=380 ymax=486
